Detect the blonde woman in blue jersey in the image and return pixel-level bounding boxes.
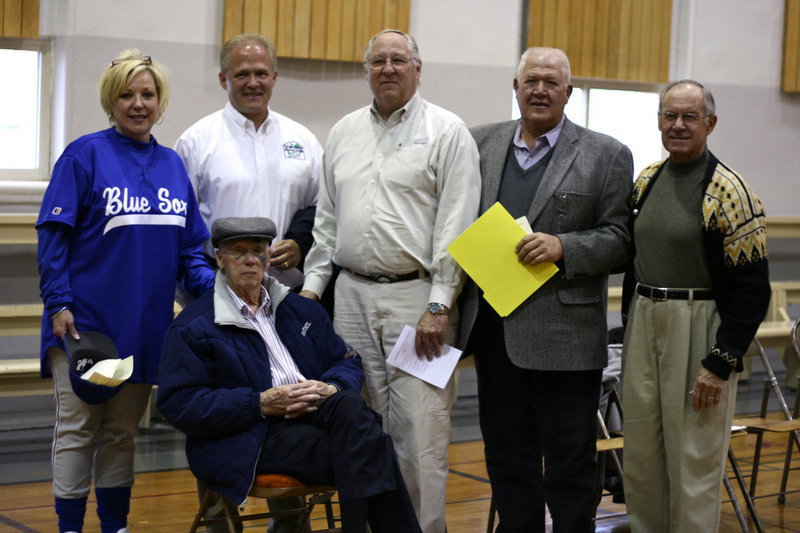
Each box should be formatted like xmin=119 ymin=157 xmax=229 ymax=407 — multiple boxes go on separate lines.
xmin=36 ymin=49 xmax=214 ymax=533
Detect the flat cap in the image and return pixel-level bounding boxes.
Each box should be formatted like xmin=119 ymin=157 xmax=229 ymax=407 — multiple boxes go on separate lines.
xmin=211 ymin=217 xmax=277 ymax=247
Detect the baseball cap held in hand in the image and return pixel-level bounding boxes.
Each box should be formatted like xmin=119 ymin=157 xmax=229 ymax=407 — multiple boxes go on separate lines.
xmin=65 ymin=331 xmax=132 ymax=405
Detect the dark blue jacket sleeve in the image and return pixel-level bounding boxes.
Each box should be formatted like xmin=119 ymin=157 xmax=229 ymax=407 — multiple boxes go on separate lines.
xmin=157 ymin=318 xmax=266 ymax=438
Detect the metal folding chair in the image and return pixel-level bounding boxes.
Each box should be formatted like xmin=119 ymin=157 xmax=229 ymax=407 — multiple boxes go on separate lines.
xmin=189 ymin=473 xmax=339 ymax=533
xmin=731 ymin=336 xmax=800 ymax=511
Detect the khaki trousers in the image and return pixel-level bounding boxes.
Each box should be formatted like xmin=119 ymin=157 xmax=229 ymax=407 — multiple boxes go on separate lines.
xmin=622 ymin=294 xmax=737 ymax=533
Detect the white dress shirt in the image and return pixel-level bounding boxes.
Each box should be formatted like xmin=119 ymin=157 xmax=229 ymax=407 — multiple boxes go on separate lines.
xmin=225 ymin=284 xmax=304 ymax=386
xmin=174 ymin=102 xmax=323 ymax=256
xmin=303 ymin=92 xmax=481 ymax=306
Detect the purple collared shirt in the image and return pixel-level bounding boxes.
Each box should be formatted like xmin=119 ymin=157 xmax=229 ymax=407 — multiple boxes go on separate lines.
xmin=512 ymin=116 xmax=566 ymax=170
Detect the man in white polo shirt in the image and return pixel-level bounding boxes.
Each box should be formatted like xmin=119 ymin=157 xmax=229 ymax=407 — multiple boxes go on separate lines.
xmin=175 ymin=33 xmax=322 ymax=289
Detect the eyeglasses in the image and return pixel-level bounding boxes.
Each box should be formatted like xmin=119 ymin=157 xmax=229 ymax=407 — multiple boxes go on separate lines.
xmin=658 ymin=111 xmax=710 ymax=124
xmin=366 ymin=56 xmax=414 ymax=71
xmin=110 ymin=56 xmax=152 ymax=67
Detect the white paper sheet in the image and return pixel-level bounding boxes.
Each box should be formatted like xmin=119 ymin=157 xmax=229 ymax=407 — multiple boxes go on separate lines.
xmin=515 ymin=215 xmax=533 ymax=234
xmin=81 ymin=356 xmax=134 ymax=387
xmin=386 ymin=325 xmax=462 ymax=389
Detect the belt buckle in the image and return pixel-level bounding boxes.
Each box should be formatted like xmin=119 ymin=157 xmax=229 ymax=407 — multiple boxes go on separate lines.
xmin=372 ymin=273 xmax=398 ymax=283
xmin=651 ymin=287 xmax=669 ymax=301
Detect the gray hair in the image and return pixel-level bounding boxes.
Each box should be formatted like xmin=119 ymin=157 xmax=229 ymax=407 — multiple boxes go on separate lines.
xmin=516 ymin=47 xmax=571 ymax=83
xmin=363 ymin=29 xmax=421 ymax=64
xmin=220 ymin=33 xmax=277 ymax=74
xmin=659 ymin=79 xmax=716 ymax=116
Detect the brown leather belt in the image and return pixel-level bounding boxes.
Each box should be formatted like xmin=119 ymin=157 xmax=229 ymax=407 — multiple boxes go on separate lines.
xmin=345 ymin=268 xmax=427 ymax=284
xmin=637 ymin=283 xmax=714 ymax=301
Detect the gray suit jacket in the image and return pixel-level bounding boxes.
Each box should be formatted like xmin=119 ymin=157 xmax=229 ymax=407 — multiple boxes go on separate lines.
xmin=460 ymin=119 xmax=633 ymax=370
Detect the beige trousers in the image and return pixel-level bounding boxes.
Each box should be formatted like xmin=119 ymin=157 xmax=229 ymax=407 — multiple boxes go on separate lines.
xmin=333 ymin=270 xmax=456 ymax=533
xmin=622 ymin=294 xmax=737 ymax=533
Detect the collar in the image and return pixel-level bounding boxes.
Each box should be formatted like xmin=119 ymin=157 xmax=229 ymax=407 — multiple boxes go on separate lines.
xmin=666 ymin=149 xmax=709 ymax=174
xmin=514 ymin=115 xmax=566 ymax=152
xmin=225 ymin=284 xmax=271 ymax=319
xmin=369 ymin=91 xmax=421 ymax=126
xmin=107 ymin=127 xmax=158 ymax=149
xmin=223 ymin=101 xmax=273 ymax=134
xmin=213 ymin=270 xmax=292 ymax=327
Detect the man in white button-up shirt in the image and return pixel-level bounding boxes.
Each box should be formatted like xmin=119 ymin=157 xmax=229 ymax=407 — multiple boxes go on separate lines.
xmin=175 ymin=33 xmax=322 ymax=290
xmin=300 ymin=29 xmax=480 ymax=533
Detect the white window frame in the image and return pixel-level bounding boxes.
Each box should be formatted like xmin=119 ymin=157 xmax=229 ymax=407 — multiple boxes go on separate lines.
xmin=0 ymin=37 xmax=52 ymax=181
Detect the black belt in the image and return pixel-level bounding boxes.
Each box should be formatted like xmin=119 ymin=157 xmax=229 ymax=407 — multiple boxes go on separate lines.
xmin=637 ymin=284 xmax=714 ymax=301
xmin=346 ymin=268 xmax=427 ymax=284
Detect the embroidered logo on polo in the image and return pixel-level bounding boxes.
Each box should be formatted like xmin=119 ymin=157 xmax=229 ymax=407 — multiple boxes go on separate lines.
xmin=283 ymin=141 xmax=306 ymax=160
xmin=51 ymin=207 xmax=62 ymax=215
xmin=301 ymin=322 xmax=311 ymax=337
xmin=101 ymin=186 xmax=188 ymax=235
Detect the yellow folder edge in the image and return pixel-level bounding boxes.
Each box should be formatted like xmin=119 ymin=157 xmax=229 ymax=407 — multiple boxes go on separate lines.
xmin=447 ymin=202 xmax=559 ymax=317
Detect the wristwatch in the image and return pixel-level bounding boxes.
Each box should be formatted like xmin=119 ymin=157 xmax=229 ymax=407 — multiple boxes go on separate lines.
xmin=427 ymin=302 xmax=450 ymax=316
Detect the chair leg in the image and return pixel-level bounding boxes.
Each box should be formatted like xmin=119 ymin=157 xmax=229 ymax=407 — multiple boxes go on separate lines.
xmin=778 ymin=429 xmax=800 ymax=504
xmin=729 ymin=447 xmax=764 ymax=533
xmin=779 ymin=384 xmax=800 ymax=504
xmin=323 ymin=498 xmax=337 ymax=530
xmin=723 ymin=474 xmax=751 ymax=533
xmin=749 ymin=431 xmax=766 ymax=497
xmin=189 ymin=488 xmax=213 ymax=533
xmin=486 ymin=495 xmax=496 ymax=533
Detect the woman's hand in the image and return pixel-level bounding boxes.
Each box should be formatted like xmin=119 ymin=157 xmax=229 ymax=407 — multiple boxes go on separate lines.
xmin=53 ymin=308 xmax=80 ymax=340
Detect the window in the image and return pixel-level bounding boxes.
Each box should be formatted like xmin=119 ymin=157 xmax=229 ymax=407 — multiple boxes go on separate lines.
xmin=512 ymin=81 xmax=664 ymax=178
xmin=0 ymin=38 xmax=51 ymax=180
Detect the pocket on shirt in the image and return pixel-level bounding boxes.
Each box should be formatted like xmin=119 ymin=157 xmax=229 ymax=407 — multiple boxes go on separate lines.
xmin=385 ymin=144 xmax=435 ymax=193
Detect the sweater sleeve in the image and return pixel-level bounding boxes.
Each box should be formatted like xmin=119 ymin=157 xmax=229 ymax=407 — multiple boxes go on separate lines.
xmin=37 ymin=222 xmax=74 ymax=317
xmin=700 ymin=167 xmax=771 ymax=379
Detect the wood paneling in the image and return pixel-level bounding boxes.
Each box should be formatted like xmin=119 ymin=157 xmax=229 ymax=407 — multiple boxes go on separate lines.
xmin=783 ymin=0 xmax=800 ymax=92
xmin=1 ymin=0 xmax=38 ymax=38
xmin=527 ymin=0 xmax=672 ymax=83
xmin=223 ymin=0 xmax=410 ymax=62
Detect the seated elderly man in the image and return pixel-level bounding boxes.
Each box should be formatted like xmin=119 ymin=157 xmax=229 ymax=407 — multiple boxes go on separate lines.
xmin=158 ymin=217 xmax=421 ymax=533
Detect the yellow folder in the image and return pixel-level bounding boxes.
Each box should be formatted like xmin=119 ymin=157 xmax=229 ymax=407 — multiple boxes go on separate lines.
xmin=447 ymin=202 xmax=558 ymax=316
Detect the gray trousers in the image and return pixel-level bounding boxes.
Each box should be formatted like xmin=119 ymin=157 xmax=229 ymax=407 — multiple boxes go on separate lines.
xmin=50 ymin=347 xmax=151 ymax=498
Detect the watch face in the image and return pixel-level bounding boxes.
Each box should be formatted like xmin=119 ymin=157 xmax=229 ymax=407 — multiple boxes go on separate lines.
xmin=428 ymin=303 xmax=448 ymax=315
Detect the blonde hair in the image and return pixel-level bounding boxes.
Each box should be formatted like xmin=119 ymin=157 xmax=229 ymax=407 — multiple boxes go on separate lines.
xmin=99 ymin=48 xmax=170 ymax=123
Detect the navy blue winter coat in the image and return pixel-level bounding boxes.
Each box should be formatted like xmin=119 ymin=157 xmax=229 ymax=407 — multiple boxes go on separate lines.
xmin=157 ymin=273 xmax=363 ymax=505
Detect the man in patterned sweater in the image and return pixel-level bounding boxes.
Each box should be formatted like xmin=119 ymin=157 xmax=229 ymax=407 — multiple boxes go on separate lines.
xmin=620 ymin=79 xmax=770 ymax=532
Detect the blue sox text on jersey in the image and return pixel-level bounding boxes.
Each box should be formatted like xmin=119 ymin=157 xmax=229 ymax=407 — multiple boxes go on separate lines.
xmin=103 ymin=186 xmax=188 ymax=216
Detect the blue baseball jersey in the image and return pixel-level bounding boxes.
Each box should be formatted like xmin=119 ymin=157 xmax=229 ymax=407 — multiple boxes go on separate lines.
xmin=37 ymin=128 xmax=212 ymax=384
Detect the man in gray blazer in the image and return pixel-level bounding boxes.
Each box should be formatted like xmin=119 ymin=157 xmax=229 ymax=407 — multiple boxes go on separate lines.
xmin=460 ymin=47 xmax=632 ymax=532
